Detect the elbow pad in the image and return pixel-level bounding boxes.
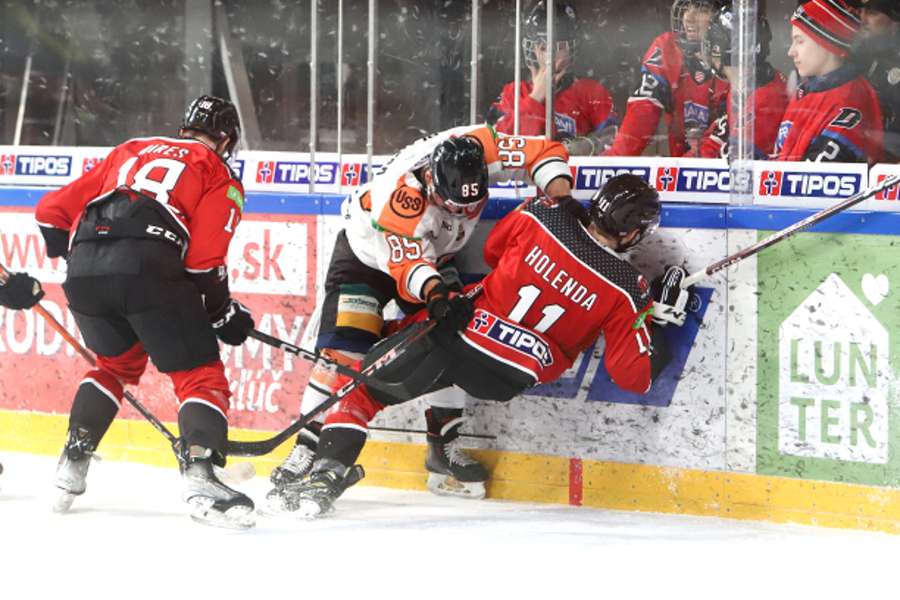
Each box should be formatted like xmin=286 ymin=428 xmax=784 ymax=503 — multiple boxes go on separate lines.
xmin=186 ymin=266 xmax=231 ymax=319
xmin=40 ymin=226 xmax=70 ymax=259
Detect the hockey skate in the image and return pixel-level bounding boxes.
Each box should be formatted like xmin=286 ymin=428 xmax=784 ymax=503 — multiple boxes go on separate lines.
xmin=180 ymin=445 xmax=256 ymax=530
xmin=269 ymin=426 xmax=319 ymax=489
xmin=53 ymin=427 xmax=99 ymax=513
xmin=266 ymin=458 xmax=364 ymax=518
xmin=425 ymin=408 xmax=488 ymax=499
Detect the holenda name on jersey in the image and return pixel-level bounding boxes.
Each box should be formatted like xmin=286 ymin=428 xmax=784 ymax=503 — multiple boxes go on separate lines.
xmin=523 ymin=245 xmax=597 ymax=310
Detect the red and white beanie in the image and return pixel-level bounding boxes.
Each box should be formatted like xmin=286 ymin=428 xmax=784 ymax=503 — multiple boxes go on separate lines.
xmin=791 ymin=0 xmax=861 ymax=58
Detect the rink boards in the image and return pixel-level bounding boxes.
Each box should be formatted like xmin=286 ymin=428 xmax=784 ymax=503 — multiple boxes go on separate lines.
xmin=2 ymin=146 xmax=900 ymax=533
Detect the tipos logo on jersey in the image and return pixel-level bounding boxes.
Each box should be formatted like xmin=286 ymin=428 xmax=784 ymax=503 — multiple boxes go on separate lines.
xmin=82 ymin=157 xmax=105 ymax=174
xmin=2 ymin=154 xmax=71 ymax=177
xmin=759 ymin=170 xmax=860 ymax=198
xmin=256 ymin=161 xmax=275 ymax=184
xmin=655 ymin=167 xmax=678 ymax=192
xmin=0 ymin=154 xmax=15 ymax=176
xmin=577 ymin=166 xmax=649 ymax=191
xmin=874 ymin=174 xmax=900 ymax=201
xmin=340 ymin=162 xmax=368 ymax=187
xmin=467 ymin=309 xmax=553 ymax=368
xmin=759 ymin=170 xmax=783 ymax=196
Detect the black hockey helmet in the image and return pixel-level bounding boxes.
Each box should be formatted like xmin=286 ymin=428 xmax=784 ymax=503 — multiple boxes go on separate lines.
xmin=523 ymin=0 xmax=578 ymax=69
xmin=589 ymin=174 xmax=661 ymax=251
xmin=703 ymin=7 xmax=772 ymax=73
xmin=181 ymin=95 xmax=241 ymax=160
xmin=671 ymin=0 xmax=728 ymax=55
xmin=428 ymin=136 xmax=489 ymax=214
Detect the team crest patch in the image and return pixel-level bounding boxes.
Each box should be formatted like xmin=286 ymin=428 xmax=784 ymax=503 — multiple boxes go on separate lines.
xmin=467 ymin=309 xmax=553 ymax=368
xmin=389 ymin=188 xmax=425 ymax=218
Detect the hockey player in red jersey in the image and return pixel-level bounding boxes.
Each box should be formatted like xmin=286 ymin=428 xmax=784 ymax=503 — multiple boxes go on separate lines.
xmin=775 ymin=0 xmax=884 ymax=162
xmin=268 ymin=125 xmax=573 ymax=502
xmin=25 ymin=96 xmax=256 ymax=528
xmin=697 ymin=7 xmax=789 ymax=158
xmin=604 ymin=0 xmax=730 ymax=157
xmin=487 ymin=1 xmax=618 ymax=155
xmin=269 ymin=175 xmax=691 ymax=517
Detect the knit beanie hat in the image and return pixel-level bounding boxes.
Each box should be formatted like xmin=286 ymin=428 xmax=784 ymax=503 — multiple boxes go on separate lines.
xmin=792 ymin=0 xmax=862 ymax=57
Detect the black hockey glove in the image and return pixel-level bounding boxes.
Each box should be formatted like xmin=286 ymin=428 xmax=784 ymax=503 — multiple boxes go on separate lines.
xmin=437 ymin=261 xmax=464 ymax=292
xmin=426 ymin=281 xmax=474 ymax=344
xmin=211 ymin=299 xmax=255 ymax=346
xmin=0 ymin=272 xmax=44 ymax=310
xmin=651 ymin=265 xmax=690 ymax=327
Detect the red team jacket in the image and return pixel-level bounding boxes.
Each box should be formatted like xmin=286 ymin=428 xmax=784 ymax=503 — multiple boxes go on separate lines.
xmin=465 ymin=199 xmax=658 ymax=394
xmin=698 ymin=67 xmax=789 ymax=159
xmin=35 ymin=136 xmax=244 ymax=273
xmin=605 ymin=32 xmax=729 ymax=157
xmin=774 ymin=66 xmax=884 ymax=163
xmin=489 ymin=75 xmax=618 ymax=140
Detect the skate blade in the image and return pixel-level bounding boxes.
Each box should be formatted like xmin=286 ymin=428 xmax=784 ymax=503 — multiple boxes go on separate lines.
xmin=262 ymin=491 xmax=331 ymax=519
xmin=52 ymin=491 xmax=78 ymax=513
xmin=259 ymin=489 xmax=293 ymax=516
xmin=187 ymin=497 xmax=256 ymax=530
xmin=427 ymin=473 xmax=486 ymax=500
xmin=292 ymin=499 xmax=330 ymax=519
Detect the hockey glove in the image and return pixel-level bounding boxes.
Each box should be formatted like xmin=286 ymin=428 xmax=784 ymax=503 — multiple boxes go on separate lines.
xmin=0 ymin=272 xmax=44 ymax=310
xmin=651 ymin=265 xmax=690 ymax=327
xmin=426 ymin=281 xmax=474 ymax=344
xmin=211 ymin=299 xmax=255 ymax=346
xmin=437 ymin=261 xmax=464 ymax=293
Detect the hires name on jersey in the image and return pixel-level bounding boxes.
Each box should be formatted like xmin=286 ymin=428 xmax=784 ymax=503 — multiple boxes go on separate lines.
xmin=341 ymin=124 xmax=571 ymax=304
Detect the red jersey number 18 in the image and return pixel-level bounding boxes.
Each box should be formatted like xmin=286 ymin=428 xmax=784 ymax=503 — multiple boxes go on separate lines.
xmin=116 ymin=157 xmax=187 ymax=204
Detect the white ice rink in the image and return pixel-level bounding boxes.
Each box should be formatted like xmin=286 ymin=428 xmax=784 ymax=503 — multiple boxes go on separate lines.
xmin=1 ymin=451 xmax=897 ymax=600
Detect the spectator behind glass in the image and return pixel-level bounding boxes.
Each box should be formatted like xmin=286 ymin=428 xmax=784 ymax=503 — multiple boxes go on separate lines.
xmin=774 ymin=0 xmax=883 ymax=163
xmin=603 ymin=0 xmax=730 ymax=157
xmin=853 ymin=0 xmax=900 ymax=162
xmin=486 ymin=1 xmax=617 ymax=156
xmin=696 ymin=7 xmax=789 ymax=159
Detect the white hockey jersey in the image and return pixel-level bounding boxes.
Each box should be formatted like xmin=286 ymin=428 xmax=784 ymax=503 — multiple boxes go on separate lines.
xmin=341 ymin=123 xmax=571 ymax=304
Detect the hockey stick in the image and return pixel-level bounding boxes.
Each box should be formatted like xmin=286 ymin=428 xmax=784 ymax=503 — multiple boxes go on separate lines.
xmin=226 ymin=284 xmax=485 ymax=457
xmin=682 ymin=174 xmax=900 ymax=289
xmin=249 ymin=331 xmax=496 ymax=440
xmin=225 ymin=320 xmax=438 ymax=456
xmin=367 ymin=425 xmax=496 ymax=440
xmin=0 ymin=264 xmax=254 ymax=482
xmin=248 ymin=328 xmax=391 ymax=392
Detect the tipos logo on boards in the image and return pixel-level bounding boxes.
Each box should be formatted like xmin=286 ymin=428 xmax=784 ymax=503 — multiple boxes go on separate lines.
xmin=757 ymin=232 xmax=900 ymax=485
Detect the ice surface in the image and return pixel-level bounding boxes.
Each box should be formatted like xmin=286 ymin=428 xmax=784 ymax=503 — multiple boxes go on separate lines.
xmin=0 ymin=451 xmax=896 ymax=599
